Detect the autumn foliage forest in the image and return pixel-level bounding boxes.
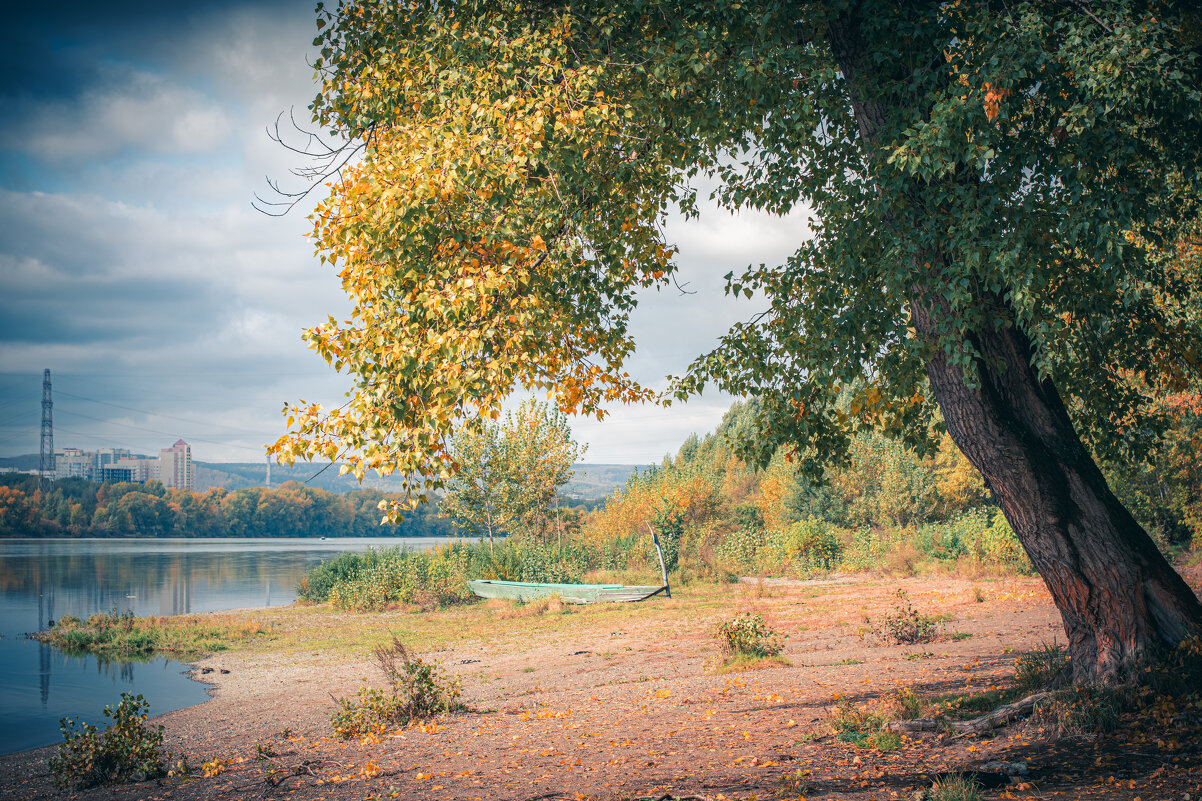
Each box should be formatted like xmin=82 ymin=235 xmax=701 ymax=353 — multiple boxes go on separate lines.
xmin=0 ymin=475 xmax=453 ymax=539
xmin=589 ymin=397 xmax=1202 ymax=581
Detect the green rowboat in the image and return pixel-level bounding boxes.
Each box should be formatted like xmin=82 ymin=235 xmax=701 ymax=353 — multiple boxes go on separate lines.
xmin=466 ymin=579 xmax=667 ymax=604
xmin=468 ymin=523 xmax=674 ymax=604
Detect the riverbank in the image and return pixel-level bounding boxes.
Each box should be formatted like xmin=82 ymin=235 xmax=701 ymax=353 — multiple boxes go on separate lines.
xmin=3 ymin=571 xmax=1200 ymax=800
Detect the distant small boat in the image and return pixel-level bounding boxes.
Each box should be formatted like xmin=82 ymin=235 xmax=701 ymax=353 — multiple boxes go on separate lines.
xmin=467 ymin=579 xmax=667 ymax=604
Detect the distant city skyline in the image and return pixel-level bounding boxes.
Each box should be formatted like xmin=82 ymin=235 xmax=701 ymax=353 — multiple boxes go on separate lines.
xmin=47 ymin=438 xmax=194 ymax=490
xmin=0 ymin=1 xmax=809 ymax=466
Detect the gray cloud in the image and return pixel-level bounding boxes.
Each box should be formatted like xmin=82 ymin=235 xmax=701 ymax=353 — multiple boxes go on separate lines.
xmin=3 ymin=70 xmax=233 ymax=162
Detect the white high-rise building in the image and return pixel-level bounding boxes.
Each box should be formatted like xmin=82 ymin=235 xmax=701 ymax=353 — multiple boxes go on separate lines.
xmin=159 ymin=439 xmax=193 ymax=490
xmin=54 ymin=448 xmax=90 ymax=480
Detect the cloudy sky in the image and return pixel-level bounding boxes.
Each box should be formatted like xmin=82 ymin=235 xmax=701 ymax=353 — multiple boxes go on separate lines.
xmin=0 ymin=0 xmax=807 ymax=466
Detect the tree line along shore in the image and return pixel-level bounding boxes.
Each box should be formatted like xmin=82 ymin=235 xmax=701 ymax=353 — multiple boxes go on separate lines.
xmin=0 ymin=475 xmax=454 ymax=539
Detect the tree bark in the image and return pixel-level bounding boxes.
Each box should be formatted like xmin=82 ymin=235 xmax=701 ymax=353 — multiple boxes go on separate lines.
xmin=911 ymin=296 xmax=1202 ymax=683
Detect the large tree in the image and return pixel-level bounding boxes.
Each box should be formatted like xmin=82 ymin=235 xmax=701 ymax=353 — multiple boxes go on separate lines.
xmin=270 ymin=0 xmax=1202 ymax=682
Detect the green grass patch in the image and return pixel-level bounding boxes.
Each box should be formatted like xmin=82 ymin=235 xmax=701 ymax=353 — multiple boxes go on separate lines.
xmin=927 ymin=773 xmax=985 ymax=801
xmin=35 ymin=610 xmax=269 ymax=659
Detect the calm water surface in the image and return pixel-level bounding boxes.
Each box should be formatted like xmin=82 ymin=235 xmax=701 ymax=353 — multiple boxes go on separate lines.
xmin=0 ymin=537 xmax=452 ymax=755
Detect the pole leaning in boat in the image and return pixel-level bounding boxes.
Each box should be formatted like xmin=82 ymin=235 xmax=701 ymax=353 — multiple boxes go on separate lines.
xmin=645 ymin=522 xmax=672 ymax=599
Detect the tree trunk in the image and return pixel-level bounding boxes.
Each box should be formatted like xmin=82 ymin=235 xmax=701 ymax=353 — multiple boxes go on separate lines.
xmin=911 ymin=296 xmax=1202 ymax=683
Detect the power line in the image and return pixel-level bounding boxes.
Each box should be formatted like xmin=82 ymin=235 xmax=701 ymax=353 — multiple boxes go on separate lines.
xmin=53 ymin=409 xmax=267 ymax=454
xmin=54 ymin=390 xmax=267 ymax=435
xmin=0 ymin=410 xmax=37 ymax=427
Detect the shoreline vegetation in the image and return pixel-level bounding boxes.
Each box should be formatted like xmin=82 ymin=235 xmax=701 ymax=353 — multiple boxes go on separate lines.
xmin=33 ymin=611 xmax=271 ymax=660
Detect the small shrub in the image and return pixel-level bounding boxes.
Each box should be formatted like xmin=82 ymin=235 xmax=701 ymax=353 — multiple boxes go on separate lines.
xmin=880 ymin=686 xmax=922 ymax=722
xmin=331 ymin=687 xmax=406 ymax=740
xmin=868 ymin=589 xmax=943 ymax=644
xmin=713 ymin=612 xmax=787 ymax=657
xmin=331 ymin=636 xmax=463 ymax=739
xmin=827 ymin=700 xmax=885 ymax=746
xmin=1014 ymin=640 xmax=1069 ymax=691
xmin=926 ymin=773 xmax=984 ymax=801
xmin=49 ymin=693 xmax=166 ymax=789
xmin=784 ymin=518 xmax=843 ymax=569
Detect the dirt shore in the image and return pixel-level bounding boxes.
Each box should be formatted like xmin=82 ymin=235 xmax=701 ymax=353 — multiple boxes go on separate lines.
xmin=2 ymin=571 xmax=1200 ymax=801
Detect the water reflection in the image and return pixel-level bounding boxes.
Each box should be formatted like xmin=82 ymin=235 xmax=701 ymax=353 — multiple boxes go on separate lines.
xmin=0 ymin=537 xmax=450 ymax=755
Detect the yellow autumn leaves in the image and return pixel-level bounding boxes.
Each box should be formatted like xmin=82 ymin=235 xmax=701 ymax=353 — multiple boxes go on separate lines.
xmin=271 ymin=5 xmax=670 ymax=501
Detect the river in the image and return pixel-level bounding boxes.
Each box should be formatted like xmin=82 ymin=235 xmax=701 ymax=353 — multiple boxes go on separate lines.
xmin=0 ymin=537 xmax=454 ymax=755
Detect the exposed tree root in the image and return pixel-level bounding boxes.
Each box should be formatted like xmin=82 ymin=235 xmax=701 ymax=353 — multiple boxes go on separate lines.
xmin=887 ymin=691 xmax=1048 ymax=736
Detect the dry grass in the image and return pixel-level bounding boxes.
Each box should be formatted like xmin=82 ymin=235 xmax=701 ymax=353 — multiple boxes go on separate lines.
xmin=482 ymin=596 xmax=569 ymax=619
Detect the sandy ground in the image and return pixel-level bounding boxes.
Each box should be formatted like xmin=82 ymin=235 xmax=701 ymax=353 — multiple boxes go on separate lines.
xmin=2 ymin=571 xmax=1200 ymax=801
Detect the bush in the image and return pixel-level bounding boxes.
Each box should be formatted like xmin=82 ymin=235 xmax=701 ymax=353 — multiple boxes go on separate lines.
xmin=49 ymin=693 xmax=166 ymax=789
xmin=784 ymin=518 xmax=842 ymax=570
xmin=713 ymin=612 xmax=787 ymax=657
xmin=301 ymin=540 xmax=604 ymax=611
xmin=867 ymin=589 xmax=943 ymax=644
xmin=296 ymin=549 xmax=378 ymax=603
xmin=331 ymin=636 xmax=464 ymax=739
xmin=324 ymin=545 xmax=475 ymax=610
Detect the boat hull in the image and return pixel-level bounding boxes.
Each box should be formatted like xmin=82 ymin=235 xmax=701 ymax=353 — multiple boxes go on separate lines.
xmin=466 ymin=579 xmax=666 ymax=604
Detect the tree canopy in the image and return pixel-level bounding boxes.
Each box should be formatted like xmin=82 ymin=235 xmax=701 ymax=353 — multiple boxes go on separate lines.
xmin=270 ymin=0 xmax=1202 ymax=680
xmin=271 ymin=0 xmax=1201 ymax=488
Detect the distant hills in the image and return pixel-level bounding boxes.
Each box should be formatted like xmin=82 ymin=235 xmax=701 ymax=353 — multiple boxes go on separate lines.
xmin=0 ymin=454 xmax=642 ymax=501
xmin=0 ymin=454 xmax=38 ymax=470
xmin=195 ymin=461 xmax=642 ymax=500
xmin=193 ymin=461 xmax=401 ymax=494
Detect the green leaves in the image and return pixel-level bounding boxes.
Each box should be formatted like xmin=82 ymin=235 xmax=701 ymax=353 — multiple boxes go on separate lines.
xmin=440 ymin=400 xmax=584 ymax=541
